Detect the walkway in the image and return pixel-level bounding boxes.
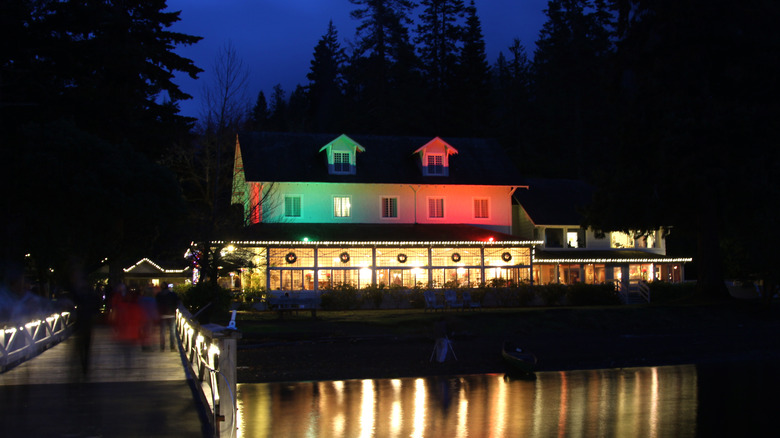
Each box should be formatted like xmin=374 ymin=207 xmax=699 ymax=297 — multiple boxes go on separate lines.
xmin=0 ymin=323 xmax=208 ymax=437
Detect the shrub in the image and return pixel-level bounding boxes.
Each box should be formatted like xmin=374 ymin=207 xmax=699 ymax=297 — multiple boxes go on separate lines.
xmin=178 ymin=283 xmax=233 ymax=322
xmin=537 ymin=284 xmax=568 ymax=306
xmin=319 ymin=283 xmax=360 ymax=310
xmin=648 ymin=281 xmax=696 ymax=304
xmin=565 ymin=283 xmax=622 ymax=306
xmin=362 ymin=284 xmax=385 ymax=309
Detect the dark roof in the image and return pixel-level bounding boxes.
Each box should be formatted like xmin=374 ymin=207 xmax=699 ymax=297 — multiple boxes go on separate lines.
xmin=514 ymin=178 xmax=594 ymax=226
xmin=534 ymin=250 xmax=691 ymax=262
xmin=237 ymin=223 xmax=526 ymax=243
xmin=237 ymin=132 xmax=523 ymax=186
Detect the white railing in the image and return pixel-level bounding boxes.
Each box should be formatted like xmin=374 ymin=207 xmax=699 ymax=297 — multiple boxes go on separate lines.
xmin=176 ymin=305 xmax=241 ymax=438
xmin=1 ymin=311 xmax=73 ymax=372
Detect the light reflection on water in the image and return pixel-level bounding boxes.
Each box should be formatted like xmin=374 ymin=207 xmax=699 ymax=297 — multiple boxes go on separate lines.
xmin=236 ymin=365 xmax=698 ymax=438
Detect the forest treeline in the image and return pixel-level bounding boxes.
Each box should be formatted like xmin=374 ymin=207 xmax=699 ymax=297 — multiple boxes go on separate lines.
xmin=1 ymin=1 xmax=778 ymax=300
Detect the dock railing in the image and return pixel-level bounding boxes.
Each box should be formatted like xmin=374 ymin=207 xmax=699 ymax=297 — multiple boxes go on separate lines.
xmin=1 ymin=311 xmax=73 ymax=372
xmin=176 ymin=304 xmax=241 ymax=438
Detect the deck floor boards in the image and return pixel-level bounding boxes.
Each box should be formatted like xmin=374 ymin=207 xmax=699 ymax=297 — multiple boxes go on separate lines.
xmin=0 ymin=323 xmax=208 ymax=437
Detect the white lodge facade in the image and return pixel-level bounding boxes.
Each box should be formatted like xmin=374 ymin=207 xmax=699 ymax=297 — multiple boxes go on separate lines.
xmin=228 ymin=133 xmax=689 ymax=297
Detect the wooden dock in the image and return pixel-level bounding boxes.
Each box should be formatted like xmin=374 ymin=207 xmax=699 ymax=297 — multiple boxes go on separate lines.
xmin=0 ymin=323 xmax=208 ymax=437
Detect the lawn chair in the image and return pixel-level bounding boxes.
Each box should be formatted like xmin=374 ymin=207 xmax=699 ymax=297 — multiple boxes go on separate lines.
xmin=424 ymin=290 xmax=444 ymax=312
xmin=444 ymin=289 xmax=463 ymax=310
xmin=462 ymin=291 xmax=481 ymax=310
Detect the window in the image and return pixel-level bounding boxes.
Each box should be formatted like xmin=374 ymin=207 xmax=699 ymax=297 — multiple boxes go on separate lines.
xmin=333 ymin=196 xmax=351 ymax=217
xmin=611 ymin=232 xmax=634 ymax=248
xmin=566 ymin=229 xmax=586 ymax=248
xmin=382 ymin=197 xmax=397 ymax=218
xmin=474 ymin=199 xmax=489 ymax=219
xmin=334 ymin=152 xmax=350 ymax=173
xmin=284 ymin=196 xmax=301 ymax=218
xmin=545 ymin=228 xmax=563 ymax=248
xmin=427 ymin=154 xmax=444 ymax=175
xmin=428 ymin=198 xmax=444 ymax=218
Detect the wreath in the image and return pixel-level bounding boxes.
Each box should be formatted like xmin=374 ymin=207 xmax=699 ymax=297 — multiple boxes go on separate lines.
xmin=501 ymin=252 xmax=513 ymax=262
xmin=451 ymin=252 xmax=461 ymax=263
xmin=397 ymin=253 xmax=407 ymax=263
xmin=285 ymin=252 xmax=297 ymax=264
xmin=339 ymin=251 xmax=350 ymax=263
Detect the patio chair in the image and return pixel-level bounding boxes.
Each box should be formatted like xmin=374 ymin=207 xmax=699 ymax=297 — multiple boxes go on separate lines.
xmin=462 ymin=291 xmax=481 ymax=310
xmin=424 ymin=290 xmax=444 ymax=312
xmin=444 ymin=289 xmax=463 ymax=310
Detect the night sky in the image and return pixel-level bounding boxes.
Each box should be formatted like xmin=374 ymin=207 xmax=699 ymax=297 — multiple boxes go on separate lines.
xmin=164 ymin=0 xmax=548 ymax=120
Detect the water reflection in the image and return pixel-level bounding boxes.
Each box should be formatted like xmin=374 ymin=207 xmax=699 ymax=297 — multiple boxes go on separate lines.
xmin=236 ymin=365 xmax=698 ymax=438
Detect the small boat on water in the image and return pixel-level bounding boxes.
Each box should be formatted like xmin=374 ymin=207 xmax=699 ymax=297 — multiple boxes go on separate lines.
xmin=502 ymin=341 xmax=538 ymax=375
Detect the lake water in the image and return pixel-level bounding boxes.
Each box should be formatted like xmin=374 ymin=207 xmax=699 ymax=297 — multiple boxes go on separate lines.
xmin=235 ymin=361 xmax=777 ymax=437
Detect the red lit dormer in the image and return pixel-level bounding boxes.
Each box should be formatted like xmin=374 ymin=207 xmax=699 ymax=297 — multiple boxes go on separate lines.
xmin=414 ymin=137 xmax=458 ymax=177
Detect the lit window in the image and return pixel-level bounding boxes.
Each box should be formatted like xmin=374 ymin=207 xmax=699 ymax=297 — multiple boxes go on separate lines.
xmin=333 ymin=152 xmax=350 ymax=173
xmin=474 ymin=199 xmax=489 ymax=219
xmin=382 ymin=197 xmax=397 ymax=218
xmin=284 ymin=196 xmax=301 ymax=217
xmin=334 ymin=196 xmax=351 ymax=217
xmin=567 ymin=229 xmax=586 ymax=248
xmin=428 ymin=198 xmax=444 ymax=218
xmin=611 ymin=232 xmax=634 ymax=248
xmin=427 ymin=154 xmax=443 ymax=175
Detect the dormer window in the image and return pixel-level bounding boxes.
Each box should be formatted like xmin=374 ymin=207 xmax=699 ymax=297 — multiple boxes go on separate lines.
xmin=427 ymin=154 xmax=444 ymax=175
xmin=319 ymin=134 xmax=365 ymax=175
xmin=415 ymin=137 xmax=458 ymax=177
xmin=334 ymin=152 xmax=350 ymax=173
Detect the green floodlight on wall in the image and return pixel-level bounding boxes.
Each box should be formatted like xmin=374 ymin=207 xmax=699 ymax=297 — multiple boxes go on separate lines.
xmin=302 ymin=237 xmax=309 ymax=242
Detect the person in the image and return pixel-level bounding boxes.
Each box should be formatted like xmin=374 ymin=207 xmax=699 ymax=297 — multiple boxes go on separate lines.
xmin=156 ymin=284 xmax=178 ymax=351
xmin=138 ymin=286 xmax=159 ymax=351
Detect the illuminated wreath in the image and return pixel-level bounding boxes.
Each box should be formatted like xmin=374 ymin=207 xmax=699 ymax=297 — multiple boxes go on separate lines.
xmin=397 ymin=253 xmax=407 ymax=263
xmin=339 ymin=252 xmax=350 ymax=263
xmin=501 ymin=252 xmax=513 ymax=262
xmin=451 ymin=253 xmax=461 ymax=262
xmin=285 ymin=252 xmax=297 ymax=264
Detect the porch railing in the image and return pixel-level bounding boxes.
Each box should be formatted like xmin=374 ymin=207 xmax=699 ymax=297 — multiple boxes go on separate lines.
xmin=1 ymin=311 xmax=73 ymax=372
xmin=616 ymin=280 xmax=651 ymax=304
xmin=176 ymin=304 xmax=241 ymax=438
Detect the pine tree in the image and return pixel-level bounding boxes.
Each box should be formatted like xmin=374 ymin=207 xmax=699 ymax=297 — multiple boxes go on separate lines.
xmin=452 ymin=0 xmax=491 ymax=136
xmin=532 ymin=0 xmax=614 ymax=177
xmin=268 ymin=84 xmax=288 ymax=132
xmin=346 ymin=0 xmax=420 ymax=134
xmin=250 ymin=91 xmax=269 ymax=131
xmin=307 ymin=20 xmax=347 ymax=132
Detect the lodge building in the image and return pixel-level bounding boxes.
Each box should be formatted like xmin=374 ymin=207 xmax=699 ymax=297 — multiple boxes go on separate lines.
xmin=226 ymin=132 xmax=689 ymax=298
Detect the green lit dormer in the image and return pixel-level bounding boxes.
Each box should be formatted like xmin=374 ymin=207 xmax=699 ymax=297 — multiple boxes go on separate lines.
xmin=318 ymin=134 xmax=365 ymax=175
xmin=414 ymin=137 xmax=459 ymax=176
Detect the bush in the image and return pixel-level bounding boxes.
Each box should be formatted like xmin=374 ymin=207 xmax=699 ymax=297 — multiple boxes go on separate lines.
xmin=565 ymin=283 xmax=622 ymax=306
xmin=536 ymin=284 xmax=568 ymax=306
xmin=648 ymin=281 xmax=696 ymax=304
xmin=319 ymin=283 xmax=360 ymax=310
xmin=362 ymin=284 xmax=385 ymax=309
xmin=177 ymin=283 xmax=233 ymax=323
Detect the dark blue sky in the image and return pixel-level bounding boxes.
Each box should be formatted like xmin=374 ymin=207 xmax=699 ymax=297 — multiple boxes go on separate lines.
xmin=165 ymin=0 xmax=548 ymax=119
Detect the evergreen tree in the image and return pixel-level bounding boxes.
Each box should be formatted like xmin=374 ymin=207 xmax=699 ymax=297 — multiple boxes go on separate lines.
xmin=346 ymin=0 xmax=421 ymax=134
xmin=267 ymin=84 xmax=288 ymax=132
xmin=250 ymin=91 xmax=269 ymax=131
xmin=1 ymin=0 xmax=200 ymax=287
xmin=452 ymin=0 xmax=491 ymax=136
xmin=287 ymin=85 xmax=310 ymax=132
xmin=8 ymin=0 xmax=204 ymax=160
xmin=307 ymin=20 xmax=347 ymax=133
xmin=532 ymin=0 xmax=614 ymax=177
xmin=491 ymin=40 xmax=535 ymax=171
xmin=586 ymin=0 xmax=780 ymax=299
xmin=416 ymin=0 xmax=466 ymax=80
